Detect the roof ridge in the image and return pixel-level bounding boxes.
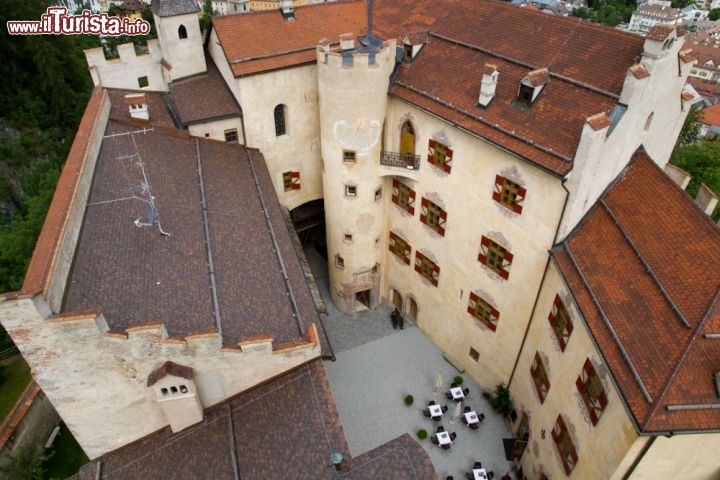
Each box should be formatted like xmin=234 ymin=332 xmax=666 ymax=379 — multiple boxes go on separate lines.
xmin=640 ymin=289 xmax=720 ymax=430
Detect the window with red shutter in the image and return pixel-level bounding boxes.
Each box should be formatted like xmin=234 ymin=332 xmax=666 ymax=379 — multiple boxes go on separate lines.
xmin=415 ymin=251 xmax=439 ymax=286
xmin=389 ymin=232 xmax=411 ymax=264
xmin=549 ymin=294 xmax=573 ymax=351
xmin=530 ymin=351 xmax=550 ymax=403
xmin=493 ymin=175 xmax=526 ymax=213
xmin=467 ymin=291 xmax=499 ymax=331
xmin=282 ymin=171 xmax=300 ymax=192
xmin=576 ymin=358 xmax=607 ymax=426
xmin=478 ymin=236 xmax=512 ymax=279
xmin=420 ymin=197 xmax=447 ymax=236
xmin=552 ymin=415 xmax=578 ymax=475
xmin=392 ymin=179 xmax=416 ymax=215
xmin=427 ymin=139 xmax=453 ymax=173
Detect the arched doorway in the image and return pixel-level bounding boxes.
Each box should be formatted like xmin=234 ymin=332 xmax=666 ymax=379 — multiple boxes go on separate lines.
xmin=390 ymin=288 xmax=402 ymax=310
xmin=407 ymin=297 xmax=418 ymax=319
xmin=400 ymin=120 xmax=415 ymax=158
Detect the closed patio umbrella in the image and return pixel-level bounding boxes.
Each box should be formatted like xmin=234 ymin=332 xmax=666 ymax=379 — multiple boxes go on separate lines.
xmin=451 ymin=400 xmax=462 ymax=425
xmin=433 ymin=373 xmax=443 ymax=396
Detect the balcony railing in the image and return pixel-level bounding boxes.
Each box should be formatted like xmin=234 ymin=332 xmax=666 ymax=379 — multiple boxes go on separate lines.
xmin=379 ymin=151 xmax=421 ymax=170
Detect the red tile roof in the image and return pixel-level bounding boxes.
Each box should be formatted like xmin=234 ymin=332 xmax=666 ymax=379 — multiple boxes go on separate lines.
xmin=212 ymin=1 xmax=367 ymax=77
xmin=700 ymin=103 xmax=720 ymax=127
xmin=553 ymin=150 xmax=720 ymax=433
xmin=647 ymin=25 xmax=675 ymax=41
xmin=630 ymin=64 xmax=650 ymax=79
xmin=379 ymin=0 xmax=646 ymax=175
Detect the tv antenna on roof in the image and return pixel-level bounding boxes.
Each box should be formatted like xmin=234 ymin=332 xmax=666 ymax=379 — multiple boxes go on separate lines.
xmin=118 ymin=136 xmax=170 ymax=236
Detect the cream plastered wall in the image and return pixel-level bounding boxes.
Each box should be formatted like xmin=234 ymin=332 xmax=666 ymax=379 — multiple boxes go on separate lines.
xmin=318 ymin=41 xmax=396 ymax=314
xmin=381 ymin=99 xmax=567 ymax=391
xmin=559 ymin=33 xmax=692 ymax=240
xmin=623 ymin=433 xmax=720 ymax=479
xmin=153 ymin=11 xmax=206 ymax=82
xmin=0 ymin=297 xmax=320 ymax=459
xmin=510 ymin=262 xmax=639 ymax=480
xmin=85 ymin=40 xmax=166 ymax=91
xmin=188 ymin=117 xmax=244 ymax=144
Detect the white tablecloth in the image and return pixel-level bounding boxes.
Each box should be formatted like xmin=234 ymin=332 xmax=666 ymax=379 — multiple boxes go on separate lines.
xmin=464 ymin=411 xmax=479 ymax=424
xmin=449 ymin=387 xmax=464 ymax=400
xmin=436 ymin=431 xmax=451 ymax=445
xmin=473 ymin=467 xmax=488 ymax=480
xmin=428 ymin=404 xmax=443 ymax=418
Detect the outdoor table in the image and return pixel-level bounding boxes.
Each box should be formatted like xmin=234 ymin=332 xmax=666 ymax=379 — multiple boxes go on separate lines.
xmin=436 ymin=431 xmax=452 ymax=446
xmin=464 ymin=411 xmax=479 ymax=425
xmin=428 ymin=404 xmax=443 ymax=418
xmin=449 ymin=386 xmax=464 ymax=400
xmin=472 ymin=467 xmax=488 ymax=480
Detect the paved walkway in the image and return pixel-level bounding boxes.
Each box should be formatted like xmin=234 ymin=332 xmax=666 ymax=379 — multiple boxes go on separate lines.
xmin=306 ymin=247 xmax=514 ymax=479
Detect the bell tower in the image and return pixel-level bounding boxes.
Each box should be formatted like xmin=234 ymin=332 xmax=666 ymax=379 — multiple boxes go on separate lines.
xmin=151 ymin=0 xmax=207 ymax=82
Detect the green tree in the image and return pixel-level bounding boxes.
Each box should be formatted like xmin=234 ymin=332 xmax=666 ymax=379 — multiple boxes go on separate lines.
xmin=676 ymin=107 xmax=703 ymax=147
xmin=1 ymin=446 xmax=53 ymax=480
xmin=710 ymin=7 xmax=720 ymax=20
xmin=200 ymin=0 xmax=213 ymax=33
xmin=672 ymin=141 xmax=720 ymax=220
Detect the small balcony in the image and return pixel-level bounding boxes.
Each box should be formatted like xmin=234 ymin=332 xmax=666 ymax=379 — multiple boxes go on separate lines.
xmin=379 ymin=151 xmax=420 ymax=171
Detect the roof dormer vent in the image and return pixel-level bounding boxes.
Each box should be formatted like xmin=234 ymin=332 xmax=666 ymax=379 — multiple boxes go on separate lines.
xmin=516 ymin=67 xmax=549 ymax=108
xmin=124 ymin=93 xmax=149 ymax=121
xmin=279 ymin=0 xmax=294 ymax=20
xmin=478 ymin=63 xmax=499 ymax=108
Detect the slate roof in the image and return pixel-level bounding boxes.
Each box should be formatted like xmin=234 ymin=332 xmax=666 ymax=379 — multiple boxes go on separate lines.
xmin=150 ymin=0 xmax=199 ymax=16
xmin=168 ymin=55 xmax=242 ymax=126
xmin=212 ymin=1 xmax=367 ymax=77
xmin=552 ymin=150 xmax=720 ymax=433
xmin=62 ymin=93 xmax=330 ymax=351
xmin=74 ymin=360 xmax=435 ymax=479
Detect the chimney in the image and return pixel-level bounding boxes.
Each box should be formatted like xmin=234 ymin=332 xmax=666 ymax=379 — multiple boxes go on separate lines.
xmin=279 ymin=0 xmax=294 ymax=20
xmin=124 ymin=93 xmax=149 ymax=121
xmin=478 ymin=63 xmax=499 ymax=107
xmin=340 ymin=33 xmax=355 ymax=51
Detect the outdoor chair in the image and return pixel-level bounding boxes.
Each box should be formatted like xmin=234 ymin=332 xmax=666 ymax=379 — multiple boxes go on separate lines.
xmin=466 ymin=473 xmax=474 ymax=480
xmin=450 ymin=432 xmax=457 ymax=441
xmin=437 ymin=425 xmax=445 ymax=432
xmin=463 ymin=387 xmax=470 ymax=396
xmin=441 ymin=444 xmax=451 ymax=450
xmin=487 ymin=471 xmax=495 ymax=479
xmin=473 ymin=461 xmax=482 ymax=469
xmin=478 ymin=413 xmax=485 ymax=422
xmin=429 ymin=400 xmax=436 ymax=406
xmin=431 ymin=436 xmax=439 ymax=445
xmin=464 ymin=406 xmax=471 ymax=413
xmin=441 ymin=405 xmax=448 ymax=413
xmin=446 ymin=391 xmax=453 ymax=400
xmin=423 ymin=408 xmax=431 ymax=418
xmin=470 ymin=423 xmax=479 ymax=430
xmin=451 ymin=382 xmax=457 ymax=388
xmin=462 ymin=416 xmax=468 ymax=425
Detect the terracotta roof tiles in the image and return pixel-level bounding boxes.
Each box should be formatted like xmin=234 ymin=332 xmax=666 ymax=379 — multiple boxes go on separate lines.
xmin=146 ymin=361 xmax=194 ymax=386
xmin=647 ymin=25 xmax=675 ymax=42
xmin=212 ymin=1 xmax=367 ymax=77
xmin=553 ymin=150 xmax=720 ymax=432
xmin=630 ymin=64 xmax=650 ymax=79
xmin=586 ymin=112 xmax=612 ymax=131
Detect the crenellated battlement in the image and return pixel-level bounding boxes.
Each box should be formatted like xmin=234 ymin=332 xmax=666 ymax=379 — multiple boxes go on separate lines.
xmin=317 ymin=36 xmax=396 ymax=69
xmin=85 ymin=39 xmax=167 ymax=91
xmin=0 ymin=295 xmax=320 ymax=459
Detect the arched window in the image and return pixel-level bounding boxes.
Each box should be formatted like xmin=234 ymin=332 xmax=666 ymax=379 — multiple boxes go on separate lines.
xmin=274 ymin=104 xmax=287 ymax=136
xmin=178 ymin=25 xmax=187 ymax=39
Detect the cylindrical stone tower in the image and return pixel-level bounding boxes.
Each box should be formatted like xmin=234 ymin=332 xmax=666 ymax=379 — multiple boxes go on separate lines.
xmin=317 ymin=34 xmax=396 ymax=314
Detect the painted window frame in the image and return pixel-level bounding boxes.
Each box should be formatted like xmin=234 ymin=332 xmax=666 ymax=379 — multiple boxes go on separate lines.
xmin=427 ymin=139 xmax=453 ymax=173
xmin=389 ymin=232 xmax=412 ymax=264
xmin=493 ymin=175 xmax=526 ymax=214
xmin=530 ymin=351 xmax=550 ymax=403
xmin=420 ymin=197 xmax=447 ymax=236
xmin=282 ymin=171 xmax=300 ymax=192
xmin=549 ymin=294 xmax=573 ymax=351
xmin=576 ymin=358 xmax=608 ymax=426
xmin=392 ymin=179 xmax=416 ymax=214
xmin=414 ymin=251 xmax=439 ymax=286
xmin=478 ymin=236 xmax=513 ymax=279
xmin=552 ymin=415 xmax=578 ymax=475
xmin=467 ymin=291 xmax=499 ymax=331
